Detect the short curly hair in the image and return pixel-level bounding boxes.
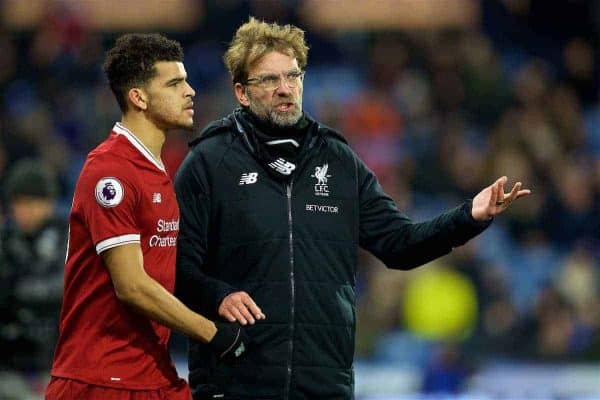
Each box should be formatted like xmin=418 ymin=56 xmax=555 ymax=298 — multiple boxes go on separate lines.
xmin=103 ymin=33 xmax=184 ymax=112
xmin=224 ymin=17 xmax=309 ymax=84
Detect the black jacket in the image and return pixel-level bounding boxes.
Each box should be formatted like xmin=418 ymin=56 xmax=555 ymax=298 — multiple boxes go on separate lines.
xmin=0 ymin=217 xmax=67 ymax=371
xmin=175 ymin=110 xmax=490 ymax=400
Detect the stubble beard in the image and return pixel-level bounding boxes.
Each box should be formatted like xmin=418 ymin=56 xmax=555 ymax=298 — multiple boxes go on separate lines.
xmin=247 ymin=93 xmax=303 ymax=128
xmin=148 ymin=99 xmax=195 ymax=131
xmin=155 ymin=115 xmax=194 ymax=132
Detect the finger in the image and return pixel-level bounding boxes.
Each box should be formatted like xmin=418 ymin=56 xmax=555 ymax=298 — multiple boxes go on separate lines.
xmin=237 ymin=303 xmax=256 ymax=325
xmin=498 ymin=176 xmax=507 ymax=197
xmin=229 ymin=307 xmax=248 ymax=325
xmin=231 ymin=296 xmax=256 ymax=324
xmin=242 ymin=297 xmax=266 ymax=320
xmin=490 ymin=178 xmax=503 ymax=207
xmin=490 ymin=179 xmax=499 ymax=207
xmin=515 ymin=189 xmax=532 ymax=199
xmin=508 ymin=182 xmax=521 ymax=201
xmin=220 ymin=309 xmax=237 ymax=323
xmin=494 ymin=177 xmax=511 ymax=206
xmin=498 ymin=182 xmax=518 ymax=205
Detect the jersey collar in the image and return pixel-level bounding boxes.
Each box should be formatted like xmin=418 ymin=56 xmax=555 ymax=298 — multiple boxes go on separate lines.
xmin=112 ymin=122 xmax=166 ymax=172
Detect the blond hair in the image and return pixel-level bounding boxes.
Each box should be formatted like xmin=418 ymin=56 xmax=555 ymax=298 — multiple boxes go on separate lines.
xmin=224 ymin=17 xmax=309 ymax=83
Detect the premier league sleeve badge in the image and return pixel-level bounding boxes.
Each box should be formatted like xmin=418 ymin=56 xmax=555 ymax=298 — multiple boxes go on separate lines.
xmin=95 ymin=177 xmax=124 ymax=208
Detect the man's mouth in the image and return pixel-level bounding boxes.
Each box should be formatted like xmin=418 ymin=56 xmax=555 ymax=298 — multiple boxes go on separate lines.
xmin=275 ymin=102 xmax=294 ymax=112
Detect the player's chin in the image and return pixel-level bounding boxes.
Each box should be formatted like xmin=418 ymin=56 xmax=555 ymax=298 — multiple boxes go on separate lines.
xmin=177 ymin=117 xmax=195 ymax=130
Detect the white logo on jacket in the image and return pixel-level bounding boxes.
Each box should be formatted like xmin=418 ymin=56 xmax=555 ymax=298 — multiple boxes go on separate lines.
xmin=239 ymin=172 xmax=258 ymax=185
xmin=268 ymin=158 xmax=296 ymax=175
xmin=306 ymin=204 xmax=338 ymax=214
xmin=311 ymin=163 xmax=331 ymax=197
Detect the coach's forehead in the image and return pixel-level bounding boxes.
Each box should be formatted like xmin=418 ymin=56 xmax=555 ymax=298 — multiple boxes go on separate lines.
xmin=248 ymin=51 xmax=299 ymax=75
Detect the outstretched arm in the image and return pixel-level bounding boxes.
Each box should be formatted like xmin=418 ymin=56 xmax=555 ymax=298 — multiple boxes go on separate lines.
xmin=358 ymin=157 xmax=530 ymax=270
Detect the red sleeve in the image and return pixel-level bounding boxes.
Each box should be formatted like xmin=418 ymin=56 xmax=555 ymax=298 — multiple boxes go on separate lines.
xmin=77 ymin=158 xmax=141 ymax=254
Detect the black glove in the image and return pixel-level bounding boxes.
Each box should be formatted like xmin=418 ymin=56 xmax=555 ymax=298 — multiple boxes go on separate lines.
xmin=209 ymin=321 xmax=248 ymax=361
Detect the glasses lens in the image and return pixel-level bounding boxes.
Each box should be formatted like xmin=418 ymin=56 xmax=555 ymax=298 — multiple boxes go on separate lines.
xmin=266 ymin=79 xmax=280 ymax=90
xmin=283 ymin=73 xmax=302 ymax=88
xmin=252 ymin=72 xmax=303 ymax=90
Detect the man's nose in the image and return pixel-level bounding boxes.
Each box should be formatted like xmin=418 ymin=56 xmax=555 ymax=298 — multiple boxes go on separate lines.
xmin=275 ymin=81 xmax=292 ymax=95
xmin=185 ymin=81 xmax=196 ymax=97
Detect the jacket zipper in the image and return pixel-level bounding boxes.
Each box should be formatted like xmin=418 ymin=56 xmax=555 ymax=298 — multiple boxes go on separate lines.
xmin=284 ymin=181 xmax=295 ymax=400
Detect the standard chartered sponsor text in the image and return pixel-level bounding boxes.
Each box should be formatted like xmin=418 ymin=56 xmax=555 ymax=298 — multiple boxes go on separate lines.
xmin=149 ymin=235 xmax=177 ymax=247
xmin=150 ymin=219 xmax=179 ymax=247
xmin=157 ymin=218 xmax=179 ymax=232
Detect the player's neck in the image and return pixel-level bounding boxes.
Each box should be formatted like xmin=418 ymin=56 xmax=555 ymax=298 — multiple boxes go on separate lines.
xmin=120 ymin=115 xmax=166 ymax=161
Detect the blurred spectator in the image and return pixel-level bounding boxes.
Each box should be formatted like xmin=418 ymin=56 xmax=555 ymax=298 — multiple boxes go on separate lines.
xmin=556 ymin=246 xmax=600 ymax=355
xmin=0 ymin=159 xmax=67 ymax=397
xmin=563 ymin=38 xmax=598 ymax=106
xmin=543 ymin=158 xmax=598 ymax=249
xmin=529 ymin=287 xmax=576 ymax=359
xmin=460 ymin=31 xmax=511 ymax=125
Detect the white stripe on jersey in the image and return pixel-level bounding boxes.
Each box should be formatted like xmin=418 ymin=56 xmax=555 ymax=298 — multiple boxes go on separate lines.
xmin=96 ymin=234 xmax=141 ymax=254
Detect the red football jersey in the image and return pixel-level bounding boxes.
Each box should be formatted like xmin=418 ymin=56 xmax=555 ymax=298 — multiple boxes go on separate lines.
xmin=51 ymin=123 xmax=181 ymax=389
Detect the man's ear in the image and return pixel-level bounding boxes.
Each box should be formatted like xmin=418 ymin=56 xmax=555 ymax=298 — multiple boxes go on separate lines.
xmin=234 ymin=83 xmax=250 ymax=107
xmin=127 ymin=88 xmax=148 ymax=111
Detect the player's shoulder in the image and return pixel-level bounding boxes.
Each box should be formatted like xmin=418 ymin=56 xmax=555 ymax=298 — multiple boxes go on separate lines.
xmin=80 ymin=136 xmax=138 ymax=184
xmin=75 ymin=143 xmax=139 ymax=209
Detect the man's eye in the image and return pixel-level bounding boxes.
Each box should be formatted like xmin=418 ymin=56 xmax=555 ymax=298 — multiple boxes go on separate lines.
xmin=262 ymin=76 xmax=279 ymax=85
xmin=288 ymin=72 xmax=302 ymax=79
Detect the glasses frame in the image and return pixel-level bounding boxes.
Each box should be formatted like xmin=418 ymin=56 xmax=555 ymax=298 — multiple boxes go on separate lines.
xmin=244 ymin=70 xmax=305 ymax=91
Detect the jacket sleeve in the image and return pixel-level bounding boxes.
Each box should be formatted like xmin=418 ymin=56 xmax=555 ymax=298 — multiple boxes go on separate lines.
xmin=357 ymin=157 xmax=491 ymax=270
xmin=175 ymin=151 xmax=236 ymax=317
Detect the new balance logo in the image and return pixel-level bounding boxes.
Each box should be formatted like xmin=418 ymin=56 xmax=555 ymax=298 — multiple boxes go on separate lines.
xmin=268 ymin=158 xmax=296 ymax=175
xmin=239 ymin=172 xmax=258 ymax=185
xmin=152 ymin=193 xmax=162 ymax=203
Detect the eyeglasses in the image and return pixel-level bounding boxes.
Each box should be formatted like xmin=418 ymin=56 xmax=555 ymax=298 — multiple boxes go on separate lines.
xmin=245 ymin=70 xmax=305 ymax=91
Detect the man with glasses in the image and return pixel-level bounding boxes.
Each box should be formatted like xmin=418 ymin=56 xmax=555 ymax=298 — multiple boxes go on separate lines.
xmin=175 ymin=17 xmax=530 ymax=400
